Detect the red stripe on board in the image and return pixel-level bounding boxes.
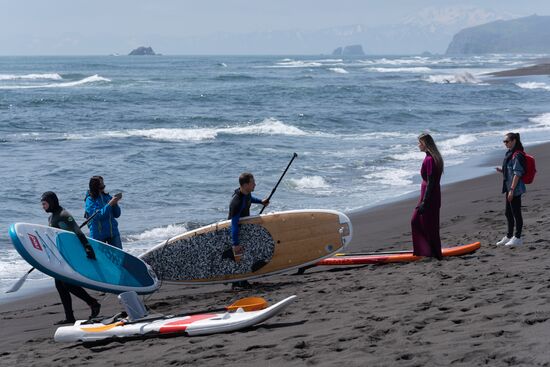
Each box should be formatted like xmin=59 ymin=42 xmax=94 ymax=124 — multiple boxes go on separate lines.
xmin=159 ymin=314 xmax=216 ymax=334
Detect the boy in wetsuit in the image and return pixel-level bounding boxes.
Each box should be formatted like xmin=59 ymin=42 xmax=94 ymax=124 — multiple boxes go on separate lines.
xmin=228 ymin=173 xmax=269 ymax=288
xmin=41 ymin=191 xmax=101 ymax=324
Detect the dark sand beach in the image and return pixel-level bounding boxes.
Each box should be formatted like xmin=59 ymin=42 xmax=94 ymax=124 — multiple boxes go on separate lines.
xmin=488 ymin=63 xmax=550 ymax=77
xmin=1 ymin=143 xmax=549 ymax=366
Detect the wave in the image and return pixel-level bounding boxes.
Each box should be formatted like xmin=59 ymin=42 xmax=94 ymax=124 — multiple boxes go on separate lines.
xmin=0 ymin=73 xmax=62 ymax=81
xmin=328 ymin=67 xmax=349 ymax=74
xmin=530 ymin=113 xmax=550 ymax=127
xmin=439 ymin=134 xmax=478 ymax=155
xmin=288 ymin=176 xmax=330 ymax=191
xmin=425 ymin=72 xmax=481 ymax=84
xmin=367 ymin=67 xmax=432 ymax=73
xmin=363 ymin=168 xmax=414 ymax=186
xmin=267 ymin=60 xmax=323 ymax=68
xmin=516 ymin=82 xmax=550 ymax=91
xmin=359 ymin=57 xmax=453 ymax=66
xmin=0 ymin=74 xmax=111 ymax=89
xmin=126 ymin=223 xmax=188 ymax=243
xmin=66 ymin=118 xmax=327 ymax=142
xmin=314 ymin=59 xmax=344 ymax=63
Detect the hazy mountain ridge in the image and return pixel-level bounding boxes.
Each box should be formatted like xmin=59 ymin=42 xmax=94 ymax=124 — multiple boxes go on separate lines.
xmin=446 ymin=15 xmax=550 ymax=54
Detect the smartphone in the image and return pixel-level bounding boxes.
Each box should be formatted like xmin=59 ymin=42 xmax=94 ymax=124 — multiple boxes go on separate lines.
xmin=114 ymin=192 xmax=122 ymax=199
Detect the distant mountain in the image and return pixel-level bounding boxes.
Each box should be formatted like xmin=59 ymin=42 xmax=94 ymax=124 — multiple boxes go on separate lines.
xmin=446 ymin=15 xmax=550 ymax=55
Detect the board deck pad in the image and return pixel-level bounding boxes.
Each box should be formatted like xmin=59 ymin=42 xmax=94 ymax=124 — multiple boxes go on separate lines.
xmin=140 ymin=209 xmax=353 ymax=284
xmin=141 ymin=224 xmax=275 ymax=281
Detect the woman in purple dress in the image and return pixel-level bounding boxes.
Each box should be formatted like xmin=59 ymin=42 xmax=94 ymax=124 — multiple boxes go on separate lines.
xmin=411 ymin=133 xmax=444 ymax=259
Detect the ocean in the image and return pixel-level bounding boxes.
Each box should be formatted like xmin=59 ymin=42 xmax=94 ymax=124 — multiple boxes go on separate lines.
xmin=1 ymin=54 xmax=549 ymax=298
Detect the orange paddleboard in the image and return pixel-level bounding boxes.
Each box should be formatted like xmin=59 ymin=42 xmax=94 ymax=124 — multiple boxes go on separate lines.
xmin=317 ymin=242 xmax=480 ymax=266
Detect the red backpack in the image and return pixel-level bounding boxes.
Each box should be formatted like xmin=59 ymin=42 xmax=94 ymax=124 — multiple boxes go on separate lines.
xmin=513 ymin=151 xmax=537 ymax=184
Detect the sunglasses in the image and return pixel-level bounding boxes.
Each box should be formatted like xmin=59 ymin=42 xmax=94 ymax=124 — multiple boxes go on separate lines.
xmin=503 ymin=140 xmax=510 ymax=143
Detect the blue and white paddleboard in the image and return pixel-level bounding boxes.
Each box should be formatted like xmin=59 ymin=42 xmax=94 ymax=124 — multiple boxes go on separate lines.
xmin=9 ymin=223 xmax=159 ymax=294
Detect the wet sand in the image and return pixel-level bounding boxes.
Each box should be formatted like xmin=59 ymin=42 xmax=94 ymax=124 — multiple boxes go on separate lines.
xmin=1 ymin=143 xmax=549 ymax=366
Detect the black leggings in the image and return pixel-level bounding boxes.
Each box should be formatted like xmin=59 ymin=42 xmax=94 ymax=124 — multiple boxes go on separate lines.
xmin=505 ymin=194 xmax=523 ymax=238
xmin=55 ymin=279 xmax=97 ymax=320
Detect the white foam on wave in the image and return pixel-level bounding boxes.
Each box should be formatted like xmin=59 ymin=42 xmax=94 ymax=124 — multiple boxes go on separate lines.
xmin=390 ymin=150 xmax=424 ymax=161
xmin=367 ymin=67 xmax=432 ymax=73
xmin=359 ymin=57 xmax=454 ymax=66
xmin=0 ymin=74 xmax=110 ymax=89
xmin=0 ymin=73 xmax=62 ymax=81
xmin=439 ymin=134 xmax=478 ymax=155
xmin=0 ymin=249 xmax=42 ymax=281
xmin=516 ymin=82 xmax=550 ymax=91
xmin=225 ymin=118 xmax=309 ymax=136
xmin=76 ymin=118 xmax=325 ymax=142
xmin=107 ymin=128 xmax=218 ymax=142
xmin=425 ymin=72 xmax=480 ymax=84
xmin=314 ymin=58 xmax=344 ymax=63
xmin=289 ymin=176 xmax=330 ymax=191
xmin=363 ymin=168 xmax=414 ymax=186
xmin=529 ymin=113 xmax=550 ymax=127
xmin=328 ymin=67 xmax=349 ymax=74
xmin=126 ymin=223 xmax=188 ymax=243
xmin=266 ymin=60 xmax=323 ymax=68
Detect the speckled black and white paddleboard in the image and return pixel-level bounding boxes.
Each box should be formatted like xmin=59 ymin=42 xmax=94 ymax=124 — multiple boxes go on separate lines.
xmin=141 ymin=224 xmax=275 ymax=281
xmin=140 ymin=210 xmax=353 ymax=284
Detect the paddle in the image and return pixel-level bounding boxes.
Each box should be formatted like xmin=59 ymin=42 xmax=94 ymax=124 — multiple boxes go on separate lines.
xmin=335 ymin=250 xmax=412 ymax=257
xmin=5 ymin=210 xmax=100 ymax=293
xmin=259 ymin=152 xmax=297 ymax=214
xmin=178 ymin=296 xmax=268 ymax=316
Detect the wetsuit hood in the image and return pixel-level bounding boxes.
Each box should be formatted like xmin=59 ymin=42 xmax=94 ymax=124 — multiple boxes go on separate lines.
xmin=41 ymin=191 xmax=61 ymax=213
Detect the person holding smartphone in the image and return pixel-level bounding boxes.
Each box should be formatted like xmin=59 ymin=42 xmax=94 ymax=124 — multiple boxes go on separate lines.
xmin=84 ymin=176 xmax=123 ymax=249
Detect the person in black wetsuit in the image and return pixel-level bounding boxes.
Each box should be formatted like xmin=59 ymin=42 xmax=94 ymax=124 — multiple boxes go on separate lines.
xmin=41 ymin=191 xmax=101 ymax=324
xmin=228 ymin=173 xmax=269 ymax=288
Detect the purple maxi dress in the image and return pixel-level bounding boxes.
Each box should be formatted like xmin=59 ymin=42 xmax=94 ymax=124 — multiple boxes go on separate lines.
xmin=411 ymin=153 xmax=442 ymax=258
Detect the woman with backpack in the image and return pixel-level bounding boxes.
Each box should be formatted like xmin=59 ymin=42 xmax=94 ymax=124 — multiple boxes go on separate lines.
xmin=496 ymin=132 xmax=527 ymax=246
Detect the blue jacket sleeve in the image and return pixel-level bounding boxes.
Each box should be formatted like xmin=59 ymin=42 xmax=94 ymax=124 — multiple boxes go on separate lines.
xmin=231 ymin=214 xmax=240 ymax=246
xmin=85 ymin=196 xmax=112 ymax=224
xmin=251 ymin=195 xmax=262 ymax=204
xmin=112 ymin=203 xmax=121 ymax=218
xmin=512 ymin=153 xmax=525 ymax=177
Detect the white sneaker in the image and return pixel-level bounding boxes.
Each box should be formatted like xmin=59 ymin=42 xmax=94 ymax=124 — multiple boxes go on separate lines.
xmin=496 ymin=236 xmax=511 ymax=245
xmin=505 ymin=236 xmax=523 ymax=246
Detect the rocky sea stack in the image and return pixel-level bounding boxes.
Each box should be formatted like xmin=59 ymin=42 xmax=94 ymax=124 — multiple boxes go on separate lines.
xmin=332 ymin=45 xmax=365 ymax=56
xmin=129 ymin=46 xmax=156 ymax=56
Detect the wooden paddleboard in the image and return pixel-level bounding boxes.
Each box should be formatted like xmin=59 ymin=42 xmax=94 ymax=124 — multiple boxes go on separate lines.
xmin=9 ymin=223 xmax=159 ymax=294
xmin=317 ymin=242 xmax=480 ymax=265
xmin=140 ymin=209 xmax=352 ymax=284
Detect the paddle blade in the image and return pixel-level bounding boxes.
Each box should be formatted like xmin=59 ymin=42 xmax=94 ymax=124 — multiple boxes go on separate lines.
xmin=6 ymin=269 xmax=32 ymax=293
xmin=227 ymin=297 xmax=268 ymax=312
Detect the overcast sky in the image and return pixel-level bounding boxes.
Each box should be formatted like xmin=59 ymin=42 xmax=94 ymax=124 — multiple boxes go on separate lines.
xmin=1 ymin=0 xmax=549 ymax=55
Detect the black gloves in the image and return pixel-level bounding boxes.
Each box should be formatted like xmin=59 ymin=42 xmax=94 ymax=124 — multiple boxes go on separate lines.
xmin=84 ymin=244 xmax=96 ymax=260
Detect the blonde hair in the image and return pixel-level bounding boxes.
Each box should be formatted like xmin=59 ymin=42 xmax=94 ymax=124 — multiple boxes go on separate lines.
xmin=419 ymin=133 xmax=444 ymax=173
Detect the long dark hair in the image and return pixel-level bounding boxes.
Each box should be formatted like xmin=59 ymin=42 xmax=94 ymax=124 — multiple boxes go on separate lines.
xmin=505 ymin=132 xmax=524 ymax=153
xmin=419 ymin=133 xmax=444 ymax=173
xmin=89 ymin=176 xmax=104 ymax=199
